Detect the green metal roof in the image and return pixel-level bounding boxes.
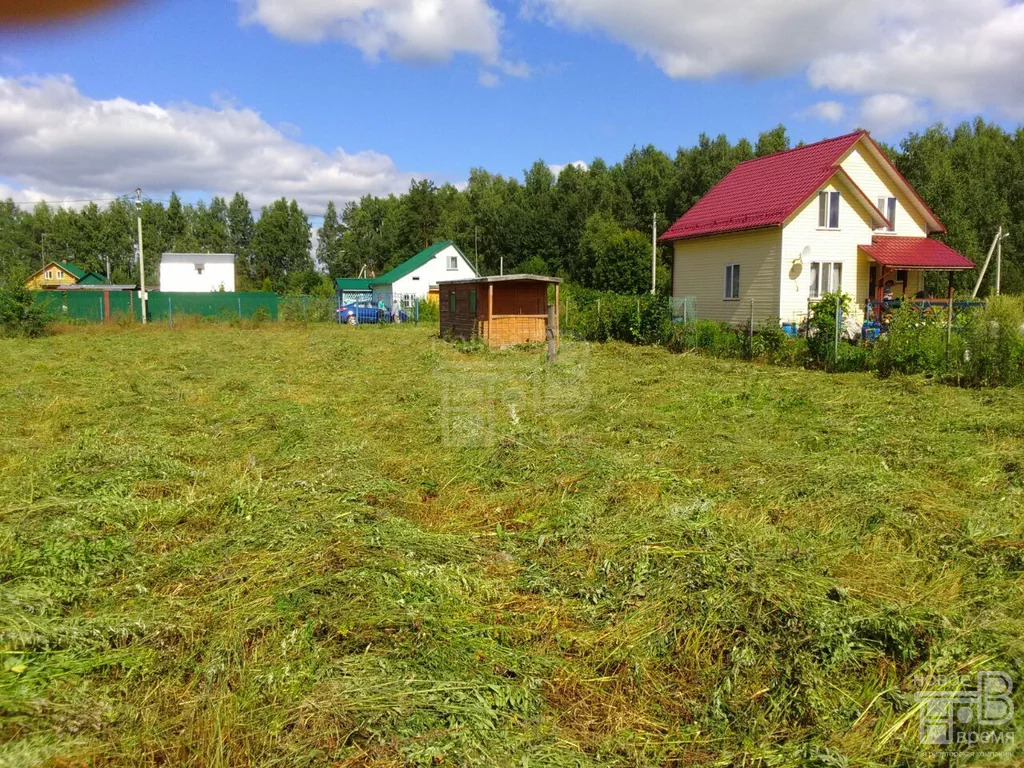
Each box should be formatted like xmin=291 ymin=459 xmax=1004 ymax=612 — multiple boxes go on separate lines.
xmin=77 ymin=272 xmax=108 ymax=285
xmin=53 ymin=260 xmax=88 ymax=280
xmin=370 ymin=241 xmax=468 ymax=286
xmin=335 ymin=278 xmax=373 ymax=291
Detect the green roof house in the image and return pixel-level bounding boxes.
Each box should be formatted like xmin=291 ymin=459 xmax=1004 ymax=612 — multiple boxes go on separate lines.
xmin=336 ymin=241 xmax=477 ymax=309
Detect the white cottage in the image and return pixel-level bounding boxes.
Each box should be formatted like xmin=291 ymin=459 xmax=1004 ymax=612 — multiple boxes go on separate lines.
xmin=159 ymin=253 xmax=236 ymax=292
xmin=661 ymin=131 xmax=976 ymax=327
xmin=370 ymin=241 xmax=477 ymax=309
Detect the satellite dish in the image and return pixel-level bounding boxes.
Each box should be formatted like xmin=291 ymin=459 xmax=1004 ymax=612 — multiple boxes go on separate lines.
xmin=795 ymin=246 xmax=811 ymax=264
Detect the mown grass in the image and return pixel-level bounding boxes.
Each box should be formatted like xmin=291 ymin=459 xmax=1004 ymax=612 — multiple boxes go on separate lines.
xmin=1 ymin=323 xmax=1022 ymax=767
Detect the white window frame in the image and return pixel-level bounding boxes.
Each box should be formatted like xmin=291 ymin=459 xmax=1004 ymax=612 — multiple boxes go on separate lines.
xmin=57 ymin=270 xmax=64 ymax=279
xmin=724 ymin=263 xmax=740 ymax=301
xmin=817 ymin=190 xmax=840 ymax=229
xmin=447 ymin=254 xmax=458 ymax=270
xmin=876 ymin=196 xmax=897 ymax=232
xmin=809 ymin=261 xmax=843 ymax=299
xmin=44 ymin=269 xmax=53 ymax=279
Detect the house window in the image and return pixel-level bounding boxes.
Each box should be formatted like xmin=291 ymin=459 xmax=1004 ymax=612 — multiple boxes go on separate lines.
xmin=44 ymin=270 xmax=52 ymax=279
xmin=809 ymin=261 xmax=843 ymax=298
xmin=469 ymin=290 xmax=477 ymax=315
xmin=817 ymin=190 xmax=840 ymax=229
xmin=724 ymin=264 xmax=740 ymax=300
xmin=449 ymin=290 xmax=456 ymax=314
xmin=448 ymin=255 xmax=458 ymax=270
xmin=876 ymin=196 xmax=896 ymax=232
xmin=57 ymin=270 xmax=64 ymax=279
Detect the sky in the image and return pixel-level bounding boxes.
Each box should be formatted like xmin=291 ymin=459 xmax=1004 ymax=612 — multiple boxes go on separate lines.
xmin=1 ymin=0 xmax=1023 ymax=217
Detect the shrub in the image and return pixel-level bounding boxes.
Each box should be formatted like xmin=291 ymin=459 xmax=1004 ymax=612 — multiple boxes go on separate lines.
xmin=0 ymin=285 xmax=48 ymax=338
xmin=807 ymin=292 xmax=852 ymax=368
xmin=667 ymin=320 xmax=746 ymax=357
xmin=960 ymin=295 xmax=1024 ymax=386
xmin=873 ymin=301 xmax=950 ymax=378
xmin=417 ymin=299 xmax=439 ymax=324
xmin=563 ymin=287 xmax=670 ymax=345
xmin=751 ymin=318 xmax=788 ymax=360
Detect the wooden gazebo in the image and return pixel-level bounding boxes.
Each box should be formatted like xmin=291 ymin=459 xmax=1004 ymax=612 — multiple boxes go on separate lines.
xmin=438 ymin=274 xmax=561 ymax=349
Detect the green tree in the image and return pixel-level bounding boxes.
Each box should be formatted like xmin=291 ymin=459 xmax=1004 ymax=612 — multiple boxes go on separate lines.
xmin=316 ymin=200 xmax=345 ymax=277
xmin=228 ymin=192 xmax=256 ymax=287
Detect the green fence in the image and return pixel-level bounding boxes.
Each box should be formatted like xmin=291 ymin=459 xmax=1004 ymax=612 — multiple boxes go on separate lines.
xmin=33 ymin=291 xmax=279 ymax=322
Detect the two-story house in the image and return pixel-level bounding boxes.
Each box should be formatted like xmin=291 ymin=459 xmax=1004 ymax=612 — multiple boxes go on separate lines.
xmin=660 ymin=131 xmax=975 ymax=327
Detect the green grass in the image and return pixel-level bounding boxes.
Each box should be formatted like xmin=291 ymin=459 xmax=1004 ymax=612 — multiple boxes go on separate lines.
xmin=1 ymin=323 xmax=1022 ymax=767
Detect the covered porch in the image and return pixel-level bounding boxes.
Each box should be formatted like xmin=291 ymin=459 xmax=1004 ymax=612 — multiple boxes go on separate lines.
xmin=859 ymin=236 xmax=975 ymax=321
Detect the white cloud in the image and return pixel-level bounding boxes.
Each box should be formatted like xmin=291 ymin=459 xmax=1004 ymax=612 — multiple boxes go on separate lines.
xmin=529 ymin=0 xmax=1024 ymax=128
xmin=241 ymin=0 xmax=502 ymax=65
xmin=548 ymin=160 xmax=588 ymax=176
xmin=0 ymin=75 xmax=417 ymax=212
xmin=803 ymin=100 xmax=845 ymax=123
xmin=858 ymin=93 xmax=928 ymax=136
xmin=478 ymin=70 xmax=500 ymax=88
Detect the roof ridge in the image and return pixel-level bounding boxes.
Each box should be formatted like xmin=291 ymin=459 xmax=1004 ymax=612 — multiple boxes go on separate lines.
xmin=732 ymin=130 xmax=867 ymax=168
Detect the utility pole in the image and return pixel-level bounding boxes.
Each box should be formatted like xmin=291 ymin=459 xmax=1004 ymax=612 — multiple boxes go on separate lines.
xmin=500 ymin=255 xmax=503 ymax=276
xmin=996 ymin=229 xmax=1002 ymax=295
xmin=135 ymin=188 xmax=148 ymax=324
xmin=474 ymin=225 xmax=479 ymax=274
xmin=650 ymin=211 xmax=657 ymax=295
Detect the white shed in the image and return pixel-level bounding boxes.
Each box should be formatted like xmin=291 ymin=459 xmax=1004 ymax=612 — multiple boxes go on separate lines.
xmin=159 ymin=253 xmax=236 ymax=292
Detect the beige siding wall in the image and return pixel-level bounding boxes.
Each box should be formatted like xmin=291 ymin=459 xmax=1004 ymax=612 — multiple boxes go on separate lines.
xmin=780 ymin=182 xmax=875 ymax=323
xmin=839 ymin=146 xmax=929 ymax=237
xmin=672 ymin=228 xmax=782 ymax=325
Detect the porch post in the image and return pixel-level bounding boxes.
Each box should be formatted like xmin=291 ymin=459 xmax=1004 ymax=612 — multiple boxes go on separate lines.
xmin=488 ymin=283 xmax=493 ymax=345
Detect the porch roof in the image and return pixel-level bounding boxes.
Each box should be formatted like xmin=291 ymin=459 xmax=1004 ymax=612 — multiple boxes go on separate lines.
xmin=859 ymin=236 xmax=975 ymax=270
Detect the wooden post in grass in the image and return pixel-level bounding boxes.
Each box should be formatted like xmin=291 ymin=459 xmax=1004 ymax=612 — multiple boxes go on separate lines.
xmin=103 ymin=290 xmax=110 ymax=324
xmin=546 ymin=304 xmax=556 ymax=363
xmin=945 ymin=270 xmax=954 ymax=367
xmin=748 ymin=298 xmax=754 ymax=357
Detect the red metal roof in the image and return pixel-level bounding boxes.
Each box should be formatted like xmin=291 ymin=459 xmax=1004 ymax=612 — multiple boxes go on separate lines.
xmin=860 ymin=236 xmax=975 ymax=270
xmin=660 ymin=131 xmax=867 ymax=242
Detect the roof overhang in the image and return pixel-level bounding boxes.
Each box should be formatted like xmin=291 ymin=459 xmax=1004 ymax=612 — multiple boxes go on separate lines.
xmin=438 ymin=274 xmax=562 ymax=286
xmin=859 ymin=236 xmax=975 ymax=270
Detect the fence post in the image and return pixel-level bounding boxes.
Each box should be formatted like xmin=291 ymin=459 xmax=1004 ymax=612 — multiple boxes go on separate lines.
xmin=748 ymin=298 xmax=754 ymax=357
xmin=546 ymin=304 xmax=557 ymax=363
xmin=237 ymin=297 xmax=242 ymax=320
xmin=834 ymin=300 xmax=842 ymax=365
xmin=168 ymin=296 xmax=173 ymax=328
xmin=99 ymin=293 xmax=104 ymax=323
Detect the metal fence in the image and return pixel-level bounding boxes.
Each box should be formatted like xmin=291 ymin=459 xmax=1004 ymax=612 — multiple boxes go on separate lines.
xmin=33 ymin=291 xmax=279 ymax=323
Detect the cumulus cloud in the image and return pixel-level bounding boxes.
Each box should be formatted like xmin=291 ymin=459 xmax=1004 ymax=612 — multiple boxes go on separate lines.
xmin=803 ymin=101 xmax=845 ymax=123
xmin=241 ymin=0 xmax=502 ymax=65
xmin=548 ymin=160 xmax=588 ymax=176
xmin=529 ymin=0 xmax=1024 ymax=128
xmin=0 ymin=75 xmax=417 ymax=212
xmin=858 ymin=93 xmax=928 ymax=136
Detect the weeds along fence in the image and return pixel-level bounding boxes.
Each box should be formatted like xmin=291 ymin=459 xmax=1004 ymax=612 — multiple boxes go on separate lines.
xmin=560 ymin=286 xmax=1024 ymax=387
xmin=33 ymin=291 xmax=279 ymax=323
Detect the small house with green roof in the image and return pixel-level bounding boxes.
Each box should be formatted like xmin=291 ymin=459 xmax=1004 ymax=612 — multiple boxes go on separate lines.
xmin=335 ymin=241 xmax=478 ymax=309
xmin=25 ymin=260 xmax=107 ymax=291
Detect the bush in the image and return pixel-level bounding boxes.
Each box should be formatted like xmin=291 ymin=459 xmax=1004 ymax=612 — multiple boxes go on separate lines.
xmin=667 ymin=320 xmax=746 ymax=357
xmin=417 ymin=299 xmax=439 ymax=324
xmin=0 ymin=285 xmax=47 ymax=338
xmin=960 ymin=295 xmax=1024 ymax=386
xmin=807 ymin=292 xmax=852 ymax=369
xmin=279 ymin=295 xmax=336 ymax=323
xmin=873 ymin=301 xmax=951 ymax=378
xmin=563 ymin=287 xmax=670 ymax=345
xmin=751 ymin=318 xmax=788 ymax=360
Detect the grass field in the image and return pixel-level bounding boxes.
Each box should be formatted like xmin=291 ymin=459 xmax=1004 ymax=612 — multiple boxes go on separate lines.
xmin=1 ymin=323 xmax=1022 ymax=767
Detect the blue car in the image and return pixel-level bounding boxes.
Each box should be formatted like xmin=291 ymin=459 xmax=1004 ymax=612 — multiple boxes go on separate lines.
xmin=336 ymin=302 xmax=409 ymax=324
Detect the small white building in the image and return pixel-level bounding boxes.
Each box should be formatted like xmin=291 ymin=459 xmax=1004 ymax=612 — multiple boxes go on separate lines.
xmin=159 ymin=253 xmax=236 ymax=292
xmin=370 ymin=241 xmax=477 ymax=309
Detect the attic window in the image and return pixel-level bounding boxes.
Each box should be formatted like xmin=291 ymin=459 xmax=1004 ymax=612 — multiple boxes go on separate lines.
xmin=876 ymin=197 xmax=896 ymax=232
xmin=448 ymin=255 xmax=458 ymax=270
xmin=57 ymin=270 xmax=64 ymax=279
xmin=412 ymin=276 xmax=420 ymax=281
xmin=44 ymin=270 xmax=53 ymax=279
xmin=194 ymin=264 xmax=204 ymax=275
xmin=818 ymin=191 xmax=840 ymax=229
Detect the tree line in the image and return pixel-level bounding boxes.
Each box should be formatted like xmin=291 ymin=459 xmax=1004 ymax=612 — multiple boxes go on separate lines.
xmin=1 ymin=119 xmax=1021 ymax=295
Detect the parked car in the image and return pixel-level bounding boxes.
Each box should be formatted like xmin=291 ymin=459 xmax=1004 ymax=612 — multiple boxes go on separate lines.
xmin=336 ymin=302 xmax=409 ymax=324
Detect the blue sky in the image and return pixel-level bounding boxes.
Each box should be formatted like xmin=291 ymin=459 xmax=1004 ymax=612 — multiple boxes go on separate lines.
xmin=1 ymin=0 xmax=1022 ymax=214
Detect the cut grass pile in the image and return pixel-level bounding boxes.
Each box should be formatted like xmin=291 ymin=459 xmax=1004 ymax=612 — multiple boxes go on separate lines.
xmin=1 ymin=323 xmax=1022 ymax=767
